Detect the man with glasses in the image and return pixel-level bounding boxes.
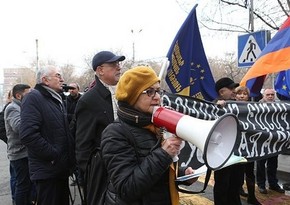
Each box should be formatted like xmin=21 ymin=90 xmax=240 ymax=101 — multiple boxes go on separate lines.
xmin=74 ymin=51 xmax=125 ymax=205
xmin=20 ymin=66 xmax=75 ymax=205
xmin=256 ymin=88 xmax=285 ymax=194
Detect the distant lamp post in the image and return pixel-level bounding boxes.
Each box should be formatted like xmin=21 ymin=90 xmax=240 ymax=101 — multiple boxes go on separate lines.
xmin=248 ymin=0 xmax=254 ymax=32
xmin=131 ymin=29 xmax=142 ymax=63
xmin=36 ymin=39 xmax=39 ymax=72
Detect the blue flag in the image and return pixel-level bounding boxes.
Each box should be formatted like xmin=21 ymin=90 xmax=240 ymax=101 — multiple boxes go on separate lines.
xmin=274 ymin=69 xmax=290 ymax=99
xmin=165 ymin=4 xmax=217 ymax=101
xmin=244 ymin=76 xmax=266 ymax=98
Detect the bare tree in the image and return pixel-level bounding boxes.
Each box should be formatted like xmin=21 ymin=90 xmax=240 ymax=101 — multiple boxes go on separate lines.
xmin=175 ymin=0 xmax=290 ymax=89
xmin=209 ymin=52 xmax=247 ymax=82
xmin=181 ymin=0 xmax=289 ymax=33
xmin=75 ymin=69 xmax=95 ymax=92
xmin=175 ymin=0 xmax=289 ymax=49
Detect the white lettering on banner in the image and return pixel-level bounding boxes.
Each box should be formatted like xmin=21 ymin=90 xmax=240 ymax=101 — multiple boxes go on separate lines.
xmin=238 ymin=132 xmax=251 ymax=157
xmin=238 ymin=132 xmax=262 ymax=158
xmin=162 ymin=92 xmax=290 ymax=163
xmin=179 ymin=143 xmax=205 ymax=167
xmin=162 ymin=94 xmax=218 ymax=120
xmin=243 ymin=103 xmax=290 ymax=131
xmin=163 ymin=93 xmax=290 ymax=131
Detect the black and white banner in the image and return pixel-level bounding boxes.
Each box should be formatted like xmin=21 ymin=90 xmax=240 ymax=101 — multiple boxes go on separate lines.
xmin=162 ymin=92 xmax=290 ymax=168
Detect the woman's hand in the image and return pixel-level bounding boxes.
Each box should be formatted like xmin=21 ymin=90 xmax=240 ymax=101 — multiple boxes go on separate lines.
xmin=184 ymin=167 xmax=198 ymax=184
xmin=162 ymin=136 xmax=182 ymax=158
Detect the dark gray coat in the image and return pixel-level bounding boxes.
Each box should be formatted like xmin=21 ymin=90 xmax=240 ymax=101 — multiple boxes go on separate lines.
xmin=5 ymin=99 xmax=27 ymax=161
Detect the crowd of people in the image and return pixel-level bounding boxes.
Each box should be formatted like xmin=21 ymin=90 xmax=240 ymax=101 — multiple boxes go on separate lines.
xmin=0 ymin=51 xmax=288 ymax=205
xmin=213 ymin=78 xmax=286 ymax=205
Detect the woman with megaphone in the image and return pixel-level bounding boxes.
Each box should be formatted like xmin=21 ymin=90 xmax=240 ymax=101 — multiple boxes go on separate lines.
xmin=101 ymin=65 xmax=198 ymax=205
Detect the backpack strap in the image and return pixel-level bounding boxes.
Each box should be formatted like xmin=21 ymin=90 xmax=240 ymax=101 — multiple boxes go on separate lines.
xmin=119 ymin=121 xmax=141 ymax=163
xmin=0 ymin=103 xmax=9 ymax=144
xmin=82 ymin=146 xmax=101 ymax=205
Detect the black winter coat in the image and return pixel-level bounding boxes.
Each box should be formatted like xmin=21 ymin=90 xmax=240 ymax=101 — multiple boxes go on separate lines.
xmin=101 ymin=120 xmax=173 ymax=205
xmin=75 ymin=76 xmax=114 ymax=172
xmin=20 ymin=84 xmax=74 ymax=181
xmin=65 ymin=93 xmax=82 ymax=123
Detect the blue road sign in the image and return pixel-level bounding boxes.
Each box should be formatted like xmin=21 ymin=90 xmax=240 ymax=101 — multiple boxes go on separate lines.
xmin=238 ymin=30 xmax=270 ymax=68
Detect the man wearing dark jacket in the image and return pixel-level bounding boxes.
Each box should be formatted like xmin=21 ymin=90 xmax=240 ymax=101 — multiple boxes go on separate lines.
xmin=20 ymin=65 xmax=74 ymax=205
xmin=256 ymin=88 xmax=285 ymax=194
xmin=75 ymin=51 xmax=125 ymax=204
xmin=213 ymin=77 xmax=242 ymax=205
xmin=66 ymin=82 xmax=82 ymax=124
xmin=65 ymin=82 xmax=83 ymax=187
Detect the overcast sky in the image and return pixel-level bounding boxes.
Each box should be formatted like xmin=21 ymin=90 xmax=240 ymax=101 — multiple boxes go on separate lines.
xmin=0 ymin=0 xmax=236 ymax=74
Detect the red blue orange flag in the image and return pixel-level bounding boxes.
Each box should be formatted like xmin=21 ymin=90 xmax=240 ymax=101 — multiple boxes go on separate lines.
xmin=240 ymin=16 xmax=290 ymax=89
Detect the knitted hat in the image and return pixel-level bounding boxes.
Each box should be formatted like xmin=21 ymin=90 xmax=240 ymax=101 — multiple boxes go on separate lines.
xmin=116 ymin=66 xmax=160 ymax=105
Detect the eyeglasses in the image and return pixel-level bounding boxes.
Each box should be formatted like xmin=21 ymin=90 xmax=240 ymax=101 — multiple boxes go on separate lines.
xmin=47 ymin=73 xmax=63 ymax=79
xmin=141 ymin=88 xmax=163 ymax=98
xmin=266 ymin=93 xmax=275 ymax=96
xmin=100 ymin=62 xmax=120 ymax=68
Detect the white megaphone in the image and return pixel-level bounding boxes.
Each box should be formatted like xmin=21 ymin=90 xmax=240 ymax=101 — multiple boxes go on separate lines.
xmin=152 ymin=106 xmax=239 ymax=170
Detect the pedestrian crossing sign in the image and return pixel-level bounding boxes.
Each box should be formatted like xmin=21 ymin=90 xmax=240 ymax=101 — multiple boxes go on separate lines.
xmin=238 ymin=30 xmax=270 ymax=68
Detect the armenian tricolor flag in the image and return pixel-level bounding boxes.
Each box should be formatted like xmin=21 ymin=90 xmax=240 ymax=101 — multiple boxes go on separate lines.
xmin=240 ymin=16 xmax=290 ymax=92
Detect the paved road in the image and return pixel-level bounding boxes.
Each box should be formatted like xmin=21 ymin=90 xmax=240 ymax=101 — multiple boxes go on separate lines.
xmin=0 ymin=141 xmax=83 ymax=205
xmin=0 ymin=141 xmax=13 ymax=205
xmin=1 ymin=140 xmax=289 ymax=205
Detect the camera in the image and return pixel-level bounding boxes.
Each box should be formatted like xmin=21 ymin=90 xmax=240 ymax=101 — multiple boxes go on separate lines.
xmin=62 ymin=84 xmax=75 ymax=92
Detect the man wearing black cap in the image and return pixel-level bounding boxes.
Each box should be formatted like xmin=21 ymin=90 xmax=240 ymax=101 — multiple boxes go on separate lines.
xmin=74 ymin=51 xmax=125 ymax=205
xmin=215 ymin=77 xmax=239 ymax=101
xmin=213 ymin=77 xmax=243 ymax=205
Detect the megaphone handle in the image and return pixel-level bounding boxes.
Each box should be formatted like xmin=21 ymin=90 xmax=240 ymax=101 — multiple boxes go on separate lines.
xmin=172 ymin=155 xmax=179 ymax=162
xmin=163 ymin=130 xmax=179 ymax=162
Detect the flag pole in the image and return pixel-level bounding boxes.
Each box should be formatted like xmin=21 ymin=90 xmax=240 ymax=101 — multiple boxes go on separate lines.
xmin=158 ymin=57 xmax=169 ymax=79
xmin=158 ymin=58 xmax=170 ymax=89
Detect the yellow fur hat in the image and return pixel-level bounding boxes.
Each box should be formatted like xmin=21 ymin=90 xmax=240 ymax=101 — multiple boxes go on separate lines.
xmin=116 ymin=66 xmax=160 ymax=105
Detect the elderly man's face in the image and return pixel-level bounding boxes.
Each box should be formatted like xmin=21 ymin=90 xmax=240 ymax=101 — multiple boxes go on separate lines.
xmin=43 ymin=67 xmax=64 ymax=92
xmin=96 ymin=61 xmax=121 ymax=85
xmin=263 ymin=89 xmax=276 ymax=102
